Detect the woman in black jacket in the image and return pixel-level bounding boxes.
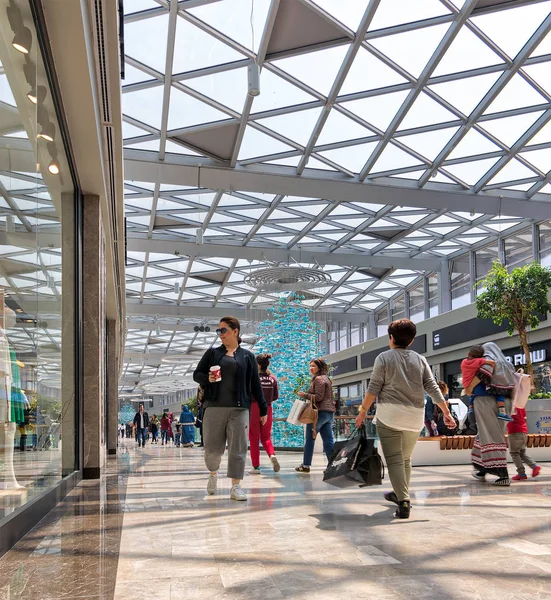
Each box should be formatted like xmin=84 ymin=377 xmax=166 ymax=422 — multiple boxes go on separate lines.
xmin=194 ymin=316 xmax=267 ymax=502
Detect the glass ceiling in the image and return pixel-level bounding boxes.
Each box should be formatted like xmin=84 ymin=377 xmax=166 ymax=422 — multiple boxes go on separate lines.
xmin=119 ymin=0 xmax=551 ymax=395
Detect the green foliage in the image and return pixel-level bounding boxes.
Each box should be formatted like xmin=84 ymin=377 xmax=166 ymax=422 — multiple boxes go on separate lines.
xmin=185 ymin=395 xmax=199 ymax=415
xmin=529 ymin=392 xmax=551 ymax=399
xmin=475 ymin=261 xmax=551 ymax=337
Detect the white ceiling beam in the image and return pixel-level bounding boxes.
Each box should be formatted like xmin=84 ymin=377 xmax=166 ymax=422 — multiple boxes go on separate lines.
xmin=125 ymin=236 xmax=448 ymax=271
xmin=124 ymin=153 xmax=551 ymax=219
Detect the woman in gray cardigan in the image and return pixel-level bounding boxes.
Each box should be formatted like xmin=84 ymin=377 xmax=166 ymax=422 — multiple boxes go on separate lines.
xmin=356 ymin=319 xmax=456 ymax=519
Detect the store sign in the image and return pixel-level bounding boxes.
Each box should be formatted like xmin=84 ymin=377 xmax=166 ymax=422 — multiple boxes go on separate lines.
xmin=504 ymin=349 xmax=546 ymax=366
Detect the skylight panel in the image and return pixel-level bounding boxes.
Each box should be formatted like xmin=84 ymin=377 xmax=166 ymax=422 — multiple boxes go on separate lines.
xmin=257 ymin=107 xmax=322 ymax=146
xmin=483 ymin=74 xmax=547 ymax=115
xmin=340 ymin=48 xmax=408 ymax=96
xmin=470 ymin=1 xmax=551 ymax=59
xmin=238 ymin=126 xmax=294 ymax=160
xmin=400 ymin=127 xmax=458 ymax=161
xmin=122 ymin=85 xmax=164 ymax=129
xmin=368 ymin=0 xmax=450 ymax=31
xmin=122 ymin=64 xmax=155 ymax=86
xmin=531 ymin=29 xmax=551 ymax=57
xmin=272 ymin=44 xmax=350 ymax=97
xmin=307 ymin=158 xmax=339 ymax=171
xmin=369 ymin=143 xmax=423 ymax=174
xmin=399 ymin=92 xmax=457 ymax=131
xmin=172 ymin=16 xmax=245 ymax=74
xmin=316 ymin=109 xmax=372 ymax=146
xmin=185 ymin=68 xmax=248 ymax=112
xmin=125 ymin=13 xmax=169 ymax=73
xmin=523 ymin=62 xmax=551 ymax=96
xmin=250 ymin=69 xmax=317 ymax=113
xmin=125 ymin=0 xmax=161 ymax=13
xmin=520 ymin=148 xmax=551 ymax=173
xmin=369 ymin=23 xmax=449 ymax=78
xmin=447 ymin=128 xmax=501 ymax=160
xmin=311 ymin=0 xmax=368 ymax=30
xmin=429 ymin=72 xmax=501 ymax=116
xmin=167 ymin=88 xmax=231 ymax=130
xmin=187 ymin=0 xmax=270 ymax=53
xmin=318 ymin=142 xmax=378 ymax=173
xmin=486 ymin=158 xmax=538 ymax=186
xmin=444 ymin=157 xmax=500 ymax=185
xmin=432 ymin=26 xmax=505 ymax=77
xmin=125 ymin=139 xmax=160 ymax=152
xmin=341 ymin=90 xmax=409 ymax=131
xmin=480 ymin=111 xmax=544 ymax=148
xmin=122 ymin=121 xmax=151 ymax=139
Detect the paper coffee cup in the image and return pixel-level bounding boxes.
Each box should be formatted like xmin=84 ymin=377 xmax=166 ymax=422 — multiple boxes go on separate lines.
xmin=210 ymin=365 xmax=222 ymax=381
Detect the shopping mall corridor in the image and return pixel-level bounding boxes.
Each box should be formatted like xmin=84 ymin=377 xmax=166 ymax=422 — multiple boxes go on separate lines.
xmin=0 ymin=440 xmax=550 ymax=599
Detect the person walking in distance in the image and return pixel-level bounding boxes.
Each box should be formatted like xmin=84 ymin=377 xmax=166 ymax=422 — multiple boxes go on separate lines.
xmin=133 ymin=404 xmax=150 ymax=448
xmin=249 ymin=353 xmax=280 ymax=474
xmin=194 ymin=316 xmax=267 ymax=501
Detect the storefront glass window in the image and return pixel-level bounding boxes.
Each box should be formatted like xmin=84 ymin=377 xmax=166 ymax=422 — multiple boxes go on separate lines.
xmin=475 ymin=243 xmax=498 ymax=294
xmin=428 ymin=275 xmax=438 ymax=317
xmin=539 ymin=222 xmax=551 ymax=267
xmin=350 ymin=324 xmax=360 ymax=346
xmin=391 ymin=293 xmax=405 ymax=321
xmin=0 ymin=1 xmax=76 ymax=522
xmin=376 ymin=306 xmax=389 ymax=337
xmin=451 ymin=261 xmax=471 ymax=309
xmin=408 ymin=283 xmax=424 ymax=323
xmin=505 ymin=228 xmax=532 ymax=270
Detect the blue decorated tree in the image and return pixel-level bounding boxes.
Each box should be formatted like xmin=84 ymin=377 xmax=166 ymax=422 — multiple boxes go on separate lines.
xmin=255 ymin=295 xmax=324 ymax=447
xmin=118 ymin=402 xmax=135 ymax=425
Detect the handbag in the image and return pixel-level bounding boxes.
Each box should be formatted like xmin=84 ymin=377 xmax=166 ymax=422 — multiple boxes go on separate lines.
xmin=323 ymin=426 xmax=384 ymax=489
xmin=512 ymin=368 xmax=531 ymax=410
xmin=287 ymin=399 xmax=308 ymax=425
xmin=298 ymin=400 xmax=318 ymax=439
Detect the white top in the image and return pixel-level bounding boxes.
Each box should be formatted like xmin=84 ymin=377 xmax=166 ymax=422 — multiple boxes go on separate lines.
xmin=367 ymin=348 xmax=445 ymax=433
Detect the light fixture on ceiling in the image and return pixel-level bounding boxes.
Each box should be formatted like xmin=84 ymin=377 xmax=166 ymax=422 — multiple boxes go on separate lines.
xmin=38 ymin=120 xmax=55 ymax=142
xmin=248 ymin=61 xmax=260 ymax=97
xmin=48 ymin=160 xmax=60 ymax=175
xmin=156 ymin=325 xmax=161 ymax=336
xmin=205 ymin=326 xmax=210 ymax=332
xmin=244 ymin=265 xmax=332 ymax=292
xmin=196 ymin=228 xmax=204 ymax=244
xmin=174 ymin=281 xmax=180 ymax=294
xmin=12 ymin=27 xmax=32 ymax=54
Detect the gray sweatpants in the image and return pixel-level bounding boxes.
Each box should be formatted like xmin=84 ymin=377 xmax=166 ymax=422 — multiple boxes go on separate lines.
xmin=203 ymin=407 xmax=249 ymax=480
xmin=508 ymin=432 xmax=536 ymax=475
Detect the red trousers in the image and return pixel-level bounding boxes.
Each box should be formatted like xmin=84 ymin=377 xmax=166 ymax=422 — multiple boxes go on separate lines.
xmin=249 ymin=402 xmax=275 ymax=467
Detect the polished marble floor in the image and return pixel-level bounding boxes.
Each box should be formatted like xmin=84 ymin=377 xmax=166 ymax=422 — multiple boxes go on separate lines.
xmin=0 ymin=438 xmax=550 ymax=599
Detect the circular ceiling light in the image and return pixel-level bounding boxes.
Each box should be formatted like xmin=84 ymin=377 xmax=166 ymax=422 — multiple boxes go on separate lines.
xmin=244 ymin=266 xmax=332 ymax=292
xmin=48 ymin=160 xmax=60 ymax=175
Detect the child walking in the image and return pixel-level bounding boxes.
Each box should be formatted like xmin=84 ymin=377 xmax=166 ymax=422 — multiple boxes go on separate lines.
xmin=507 ymin=408 xmax=541 ymax=481
xmin=461 ymin=345 xmax=512 ymax=421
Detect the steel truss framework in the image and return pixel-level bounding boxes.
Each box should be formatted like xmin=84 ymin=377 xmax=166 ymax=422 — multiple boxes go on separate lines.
xmin=118 ymin=0 xmax=551 ymax=395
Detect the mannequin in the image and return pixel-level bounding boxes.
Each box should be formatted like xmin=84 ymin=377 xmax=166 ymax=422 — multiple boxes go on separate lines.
xmin=0 ymin=292 xmax=22 ymax=490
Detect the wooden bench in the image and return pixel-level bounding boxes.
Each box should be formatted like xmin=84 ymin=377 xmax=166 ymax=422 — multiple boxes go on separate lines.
xmin=438 ymin=433 xmax=551 ymax=450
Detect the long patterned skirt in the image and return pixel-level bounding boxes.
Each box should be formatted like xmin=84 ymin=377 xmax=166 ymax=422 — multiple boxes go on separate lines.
xmin=471 ymin=395 xmax=509 ymax=479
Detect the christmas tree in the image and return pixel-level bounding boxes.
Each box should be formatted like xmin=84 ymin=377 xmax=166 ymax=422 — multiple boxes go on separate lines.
xmin=255 ymin=295 xmax=324 ymax=447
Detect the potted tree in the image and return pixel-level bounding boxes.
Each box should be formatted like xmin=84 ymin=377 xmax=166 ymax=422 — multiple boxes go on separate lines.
xmin=475 ymin=261 xmax=551 ymax=380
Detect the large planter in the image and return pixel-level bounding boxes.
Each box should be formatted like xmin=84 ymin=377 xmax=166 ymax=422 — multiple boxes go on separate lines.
xmin=526 ymin=398 xmax=551 ymax=434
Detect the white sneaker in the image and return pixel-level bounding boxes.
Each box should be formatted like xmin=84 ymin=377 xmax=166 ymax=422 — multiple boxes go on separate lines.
xmin=249 ymin=467 xmax=261 ymax=474
xmin=270 ymin=455 xmax=280 ymax=473
xmin=207 ymin=473 xmax=218 ymax=495
xmin=230 ymin=484 xmax=247 ymax=501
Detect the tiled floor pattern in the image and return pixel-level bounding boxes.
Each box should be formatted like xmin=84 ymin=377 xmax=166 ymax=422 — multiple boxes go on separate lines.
xmin=0 ymin=438 xmax=550 ymax=599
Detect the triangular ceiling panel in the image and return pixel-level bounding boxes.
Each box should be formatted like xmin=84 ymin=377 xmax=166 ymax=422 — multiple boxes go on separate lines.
xmin=173 ymin=121 xmax=239 ymax=161
xmin=444 ymin=157 xmax=500 ymax=186
xmin=341 ymin=90 xmax=409 ymax=132
xmin=167 ymin=88 xmax=231 ymax=131
xmin=125 ymin=13 xmax=169 ymax=73
xmin=268 ymin=0 xmax=347 ymax=56
xmin=447 ymin=128 xmax=501 ymax=160
xmin=399 ymin=92 xmax=457 ymax=131
xmin=480 ymin=111 xmax=544 ymax=148
xmin=251 ymin=68 xmax=317 ymax=113
xmin=316 ymin=108 xmax=373 ymax=146
xmin=400 ymin=127 xmax=459 ymax=161
xmin=429 ymin=72 xmax=501 ymax=116
xmin=185 ymin=68 xmax=248 ymax=112
xmin=257 ymin=107 xmax=322 ymax=146
xmin=369 ymin=143 xmax=423 ymax=174
xmin=318 ymin=141 xmax=378 ymax=173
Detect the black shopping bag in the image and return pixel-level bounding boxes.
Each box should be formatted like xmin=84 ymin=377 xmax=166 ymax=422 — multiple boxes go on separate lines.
xmin=323 ymin=426 xmax=384 ymax=488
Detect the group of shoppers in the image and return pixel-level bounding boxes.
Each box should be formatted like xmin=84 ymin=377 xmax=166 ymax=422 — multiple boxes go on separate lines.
xmin=125 ymin=314 xmax=540 ymax=520
xmin=129 ymin=405 xmax=196 ymax=447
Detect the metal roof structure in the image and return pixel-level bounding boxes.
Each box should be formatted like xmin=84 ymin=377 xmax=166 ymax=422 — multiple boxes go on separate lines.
xmin=120 ymin=0 xmax=551 ymax=395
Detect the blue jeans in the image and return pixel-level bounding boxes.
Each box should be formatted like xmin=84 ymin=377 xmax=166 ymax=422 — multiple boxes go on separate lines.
xmin=161 ymin=430 xmax=169 ymax=444
xmin=175 ymin=433 xmax=181 ymax=447
xmin=137 ymin=428 xmax=146 ymax=446
xmin=303 ymin=411 xmax=335 ymax=467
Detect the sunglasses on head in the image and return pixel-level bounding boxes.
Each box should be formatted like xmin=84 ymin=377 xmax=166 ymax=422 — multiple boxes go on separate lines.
xmin=216 ymin=327 xmax=229 ymax=335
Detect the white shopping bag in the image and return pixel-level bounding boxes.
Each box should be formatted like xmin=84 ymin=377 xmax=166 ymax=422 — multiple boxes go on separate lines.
xmin=512 ymin=369 xmax=531 ymax=411
xmin=287 ymin=399 xmax=308 ymax=426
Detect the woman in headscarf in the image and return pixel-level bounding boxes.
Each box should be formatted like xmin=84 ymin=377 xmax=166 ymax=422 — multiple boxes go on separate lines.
xmin=470 ymin=342 xmax=515 ymax=487
xmin=179 ymin=405 xmax=196 ymax=447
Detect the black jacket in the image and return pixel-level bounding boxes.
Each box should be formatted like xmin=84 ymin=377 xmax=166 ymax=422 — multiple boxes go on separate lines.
xmin=133 ymin=411 xmax=149 ymax=429
xmin=193 ymin=345 xmax=268 ymax=417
